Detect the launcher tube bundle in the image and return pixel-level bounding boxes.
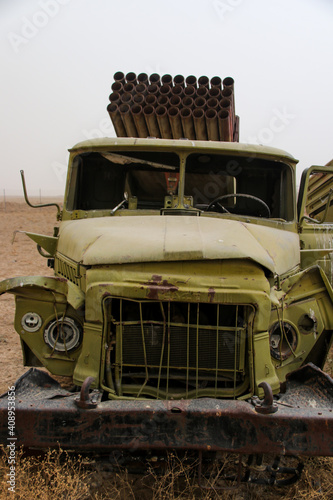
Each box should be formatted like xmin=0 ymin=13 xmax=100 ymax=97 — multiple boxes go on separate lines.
xmin=107 ymin=72 xmax=239 ymax=141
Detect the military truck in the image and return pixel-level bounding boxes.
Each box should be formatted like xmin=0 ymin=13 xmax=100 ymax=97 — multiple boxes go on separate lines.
xmin=1 ymin=73 xmax=333 ymax=483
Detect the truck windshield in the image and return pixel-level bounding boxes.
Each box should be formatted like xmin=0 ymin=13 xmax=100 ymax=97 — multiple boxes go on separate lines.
xmin=67 ymin=151 xmax=180 ymax=211
xmin=185 ymin=153 xmax=294 ymax=220
xmin=67 ymin=150 xmax=294 ymax=221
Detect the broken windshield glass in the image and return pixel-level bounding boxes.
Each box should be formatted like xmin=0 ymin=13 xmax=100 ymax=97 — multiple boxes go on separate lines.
xmin=67 ymin=151 xmax=180 ymax=211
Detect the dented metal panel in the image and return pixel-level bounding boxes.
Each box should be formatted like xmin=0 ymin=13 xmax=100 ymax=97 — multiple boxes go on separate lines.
xmin=57 ymin=216 xmax=299 ymax=275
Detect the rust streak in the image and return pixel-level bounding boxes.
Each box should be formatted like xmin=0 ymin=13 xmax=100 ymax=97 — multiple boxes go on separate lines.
xmin=208 ymin=288 xmax=215 ymax=303
xmin=144 ymin=276 xmax=179 ymax=300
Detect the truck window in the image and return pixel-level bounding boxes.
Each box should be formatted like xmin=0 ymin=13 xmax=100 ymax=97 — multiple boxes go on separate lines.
xmin=185 ymin=153 xmax=294 ymax=220
xmin=67 ymin=151 xmax=180 ymax=211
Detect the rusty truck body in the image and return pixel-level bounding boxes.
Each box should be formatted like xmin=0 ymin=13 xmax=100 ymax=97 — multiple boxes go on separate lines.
xmin=1 ymin=136 xmax=333 ymax=467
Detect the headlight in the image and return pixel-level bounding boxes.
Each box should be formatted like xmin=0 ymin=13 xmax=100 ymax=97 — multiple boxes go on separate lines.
xmin=269 ymin=321 xmax=298 ymax=361
xmin=44 ymin=317 xmax=82 ymax=352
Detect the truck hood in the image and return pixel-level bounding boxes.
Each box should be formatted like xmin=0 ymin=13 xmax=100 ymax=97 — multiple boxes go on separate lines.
xmin=57 ymin=216 xmax=300 ymax=275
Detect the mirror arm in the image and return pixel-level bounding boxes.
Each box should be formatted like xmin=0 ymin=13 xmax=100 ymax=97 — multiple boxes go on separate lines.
xmin=20 ymin=170 xmax=62 ymax=220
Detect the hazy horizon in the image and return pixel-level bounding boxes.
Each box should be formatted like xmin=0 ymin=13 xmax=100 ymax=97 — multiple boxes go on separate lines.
xmin=1 ymin=0 xmax=332 ymax=196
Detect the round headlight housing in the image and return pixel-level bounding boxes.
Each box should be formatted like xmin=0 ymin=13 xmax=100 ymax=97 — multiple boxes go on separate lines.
xmin=44 ymin=317 xmax=82 ymax=352
xmin=269 ymin=321 xmax=298 ymax=361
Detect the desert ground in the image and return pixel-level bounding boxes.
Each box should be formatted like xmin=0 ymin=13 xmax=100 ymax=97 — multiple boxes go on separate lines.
xmin=0 ymin=198 xmax=64 ymax=394
xmin=0 ymin=198 xmax=332 ymax=499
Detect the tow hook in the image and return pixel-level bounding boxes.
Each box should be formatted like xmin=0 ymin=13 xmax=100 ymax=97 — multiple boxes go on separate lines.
xmin=75 ymin=377 xmax=99 ymax=409
xmin=253 ymin=382 xmax=278 ymax=414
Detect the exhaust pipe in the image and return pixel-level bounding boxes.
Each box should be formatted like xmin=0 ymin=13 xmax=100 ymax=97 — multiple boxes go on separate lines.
xmin=107 ymin=103 xmax=127 ymax=137
xmin=218 ymin=109 xmax=232 ymax=141
xmin=119 ymin=103 xmax=138 ymax=137
xmin=143 ymin=105 xmax=161 ymax=137
xmin=131 ymin=104 xmax=149 ymax=138
xmin=168 ymin=107 xmax=183 ymax=139
xmin=205 ymin=109 xmax=219 ymax=141
xmin=156 ymin=106 xmax=172 ymax=139
xmin=180 ymin=107 xmax=195 ymax=140
xmin=193 ymin=108 xmax=207 ymax=140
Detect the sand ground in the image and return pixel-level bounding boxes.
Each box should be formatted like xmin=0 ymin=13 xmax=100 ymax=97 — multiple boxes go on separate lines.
xmin=0 ymin=198 xmax=63 ymax=394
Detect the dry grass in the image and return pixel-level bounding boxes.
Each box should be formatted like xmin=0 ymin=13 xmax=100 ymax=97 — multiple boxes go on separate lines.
xmin=0 ymin=447 xmax=94 ymax=499
xmin=1 ymin=447 xmax=332 ymax=499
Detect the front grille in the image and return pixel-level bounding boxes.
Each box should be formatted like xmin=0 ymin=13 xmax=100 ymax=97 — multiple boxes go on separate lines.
xmin=122 ymin=324 xmax=244 ymax=372
xmin=106 ymin=298 xmax=252 ymax=399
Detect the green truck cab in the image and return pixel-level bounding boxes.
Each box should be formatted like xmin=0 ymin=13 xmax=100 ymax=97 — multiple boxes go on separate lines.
xmin=1 ymin=137 xmax=333 ymax=460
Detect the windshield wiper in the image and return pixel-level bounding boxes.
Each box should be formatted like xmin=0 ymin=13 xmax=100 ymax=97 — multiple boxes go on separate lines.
xmin=110 ymin=193 xmax=128 ymax=215
xmin=101 ymin=153 xmax=176 ymax=171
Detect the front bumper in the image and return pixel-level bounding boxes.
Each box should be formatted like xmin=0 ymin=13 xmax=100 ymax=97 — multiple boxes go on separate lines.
xmin=1 ymin=365 xmax=332 ymax=456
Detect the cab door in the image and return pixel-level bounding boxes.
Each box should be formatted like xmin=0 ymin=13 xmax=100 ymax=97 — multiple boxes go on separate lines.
xmin=298 ymin=165 xmax=333 ymax=287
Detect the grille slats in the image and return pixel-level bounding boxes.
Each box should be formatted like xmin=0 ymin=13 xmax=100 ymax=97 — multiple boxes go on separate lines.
xmin=120 ymin=324 xmax=245 ymax=371
xmin=108 ymin=298 xmax=250 ymax=398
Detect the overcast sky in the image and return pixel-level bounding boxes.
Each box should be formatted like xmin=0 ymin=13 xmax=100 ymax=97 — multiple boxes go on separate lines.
xmin=1 ymin=0 xmax=332 ymax=195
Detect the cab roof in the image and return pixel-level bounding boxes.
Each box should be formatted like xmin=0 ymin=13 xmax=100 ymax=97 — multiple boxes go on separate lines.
xmin=69 ymin=137 xmax=298 ymax=165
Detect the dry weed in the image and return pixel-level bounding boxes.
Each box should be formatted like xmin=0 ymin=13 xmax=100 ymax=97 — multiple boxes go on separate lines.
xmin=0 ymin=446 xmax=333 ymax=499
xmin=0 ymin=446 xmax=99 ymax=499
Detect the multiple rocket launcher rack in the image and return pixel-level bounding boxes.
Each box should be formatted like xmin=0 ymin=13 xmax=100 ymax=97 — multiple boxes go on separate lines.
xmin=107 ymin=71 xmax=239 ymax=142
